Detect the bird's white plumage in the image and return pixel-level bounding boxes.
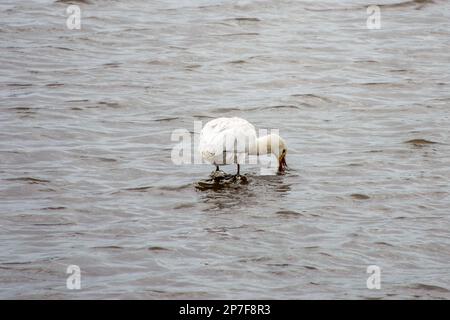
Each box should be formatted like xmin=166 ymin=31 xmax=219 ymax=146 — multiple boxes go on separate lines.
xmin=199 ymin=117 xmax=257 ymax=165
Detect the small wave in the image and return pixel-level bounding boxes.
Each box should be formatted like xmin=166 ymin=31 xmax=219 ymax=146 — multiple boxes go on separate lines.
xmin=96 ymin=157 xmax=117 ymax=162
xmin=193 ymin=114 xmax=214 ymax=120
xmin=359 ymin=82 xmax=393 ymax=86
xmin=228 ymin=60 xmax=247 ymax=64
xmin=174 ymin=203 xmax=195 ymax=210
xmin=97 ymin=101 xmax=122 ymax=108
xmin=1 ymin=261 xmax=33 ymax=265
xmin=260 ymin=105 xmax=300 ymax=111
xmin=275 ymin=210 xmax=303 ymax=217
xmin=374 ymin=241 xmax=394 ymax=247
xmin=350 ymin=193 xmax=370 ymax=200
xmin=32 ymin=222 xmax=75 ymax=226
xmin=305 ymin=0 xmax=434 ymax=12
xmin=103 ymin=62 xmax=121 ymax=68
xmin=379 ymin=0 xmax=434 ymax=10
xmin=239 ymin=256 xmax=271 ymax=263
xmin=46 ymin=83 xmax=64 ymax=87
xmin=123 ymin=186 xmax=153 ymax=192
xmin=10 ymin=107 xmax=36 ymax=114
xmin=226 ymin=17 xmax=261 ymax=22
xmin=215 ymin=33 xmax=259 ymax=37
xmin=93 ymin=246 xmax=123 ymax=250
xmin=404 ymin=139 xmax=438 ymax=146
xmin=7 ymin=83 xmax=33 ymax=87
xmin=148 ymin=246 xmax=170 ymax=251
xmin=153 ymin=117 xmax=179 ymax=122
xmin=66 ymin=99 xmax=89 ymax=103
xmin=291 ymin=93 xmax=332 ymax=102
xmin=267 ymin=263 xmax=290 ymax=267
xmin=10 ymin=107 xmax=32 ymax=110
xmin=303 ymin=265 xmax=318 ymax=270
xmin=409 ymin=283 xmax=449 ymax=293
xmin=212 ymin=107 xmax=242 ymax=113
xmin=6 ymin=177 xmax=50 ymax=184
xmin=158 ymin=183 xmax=192 ymax=191
xmin=185 ymin=64 xmax=201 ymax=70
xmin=45 ymin=46 xmax=75 ymax=51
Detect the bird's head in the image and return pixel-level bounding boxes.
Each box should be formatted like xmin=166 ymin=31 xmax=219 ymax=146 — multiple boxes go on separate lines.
xmin=262 ymin=133 xmax=288 ymax=173
xmin=276 ymin=138 xmax=288 ymax=173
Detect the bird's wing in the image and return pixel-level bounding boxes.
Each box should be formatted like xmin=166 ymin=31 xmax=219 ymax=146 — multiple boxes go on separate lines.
xmin=199 ymin=117 xmax=256 ymax=164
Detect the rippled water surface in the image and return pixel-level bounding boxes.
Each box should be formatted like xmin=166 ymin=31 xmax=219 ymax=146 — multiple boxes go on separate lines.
xmin=1 ymin=0 xmax=450 ymax=299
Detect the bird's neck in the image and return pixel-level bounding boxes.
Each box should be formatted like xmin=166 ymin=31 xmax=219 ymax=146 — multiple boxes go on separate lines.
xmin=250 ymin=135 xmax=272 ymax=156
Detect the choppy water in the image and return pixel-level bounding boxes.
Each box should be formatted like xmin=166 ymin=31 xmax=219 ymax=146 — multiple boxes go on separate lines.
xmin=1 ymin=0 xmax=450 ymax=299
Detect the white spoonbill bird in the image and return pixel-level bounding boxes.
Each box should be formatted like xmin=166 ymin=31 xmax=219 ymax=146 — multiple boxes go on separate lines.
xmin=199 ymin=117 xmax=287 ymax=176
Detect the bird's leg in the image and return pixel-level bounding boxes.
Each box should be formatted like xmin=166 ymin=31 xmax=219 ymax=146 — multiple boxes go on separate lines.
xmin=211 ymin=164 xmax=226 ymax=180
xmin=233 ymin=164 xmax=247 ymax=183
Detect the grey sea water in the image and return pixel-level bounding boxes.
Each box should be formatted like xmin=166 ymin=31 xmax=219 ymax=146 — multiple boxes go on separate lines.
xmin=0 ymin=0 xmax=449 ymax=299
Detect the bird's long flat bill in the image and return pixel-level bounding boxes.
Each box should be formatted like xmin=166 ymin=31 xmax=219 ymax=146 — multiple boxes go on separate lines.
xmin=278 ymin=154 xmax=287 ymax=172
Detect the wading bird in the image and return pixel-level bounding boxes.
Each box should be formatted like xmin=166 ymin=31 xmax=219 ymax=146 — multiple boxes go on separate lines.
xmin=199 ymin=117 xmax=287 ymax=176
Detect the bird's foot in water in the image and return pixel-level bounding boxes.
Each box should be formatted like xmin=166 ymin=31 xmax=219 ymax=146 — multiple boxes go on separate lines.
xmin=207 ymin=168 xmax=248 ymax=184
xmin=232 ymin=174 xmax=248 ymax=184
xmin=210 ymin=170 xmax=227 ymax=180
